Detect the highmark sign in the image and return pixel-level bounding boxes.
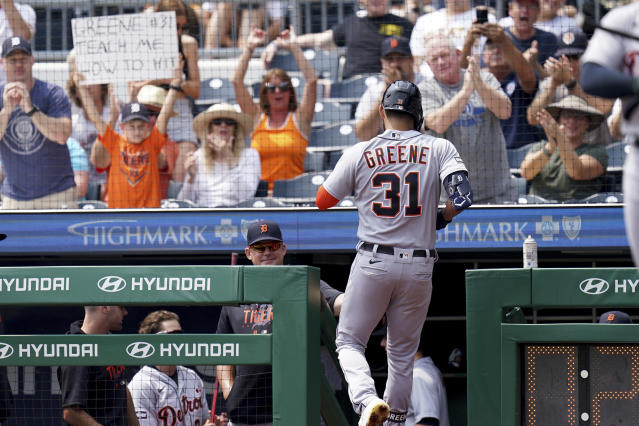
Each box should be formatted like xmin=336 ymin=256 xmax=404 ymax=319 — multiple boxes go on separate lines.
xmin=0 ymin=266 xmax=241 ymax=305
xmin=0 ymin=335 xmax=270 ymax=366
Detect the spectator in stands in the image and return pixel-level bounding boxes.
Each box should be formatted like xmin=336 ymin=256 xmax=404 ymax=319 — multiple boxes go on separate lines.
xmin=178 ymin=103 xmax=260 ymax=207
xmin=0 ymin=137 xmax=88 ymax=199
xmin=527 ymin=29 xmax=614 ymax=145
xmin=0 ymin=0 xmax=35 ymax=85
xmin=217 ymin=219 xmax=343 ymax=426
xmin=136 ymin=84 xmax=179 ymax=200
xmin=500 ymin=0 xmax=557 ymax=80
xmin=66 ymin=51 xmax=118 ymax=201
xmin=411 ymin=0 xmax=496 ymax=78
xmin=128 ymin=310 xmax=217 ymax=426
xmin=76 ymin=60 xmax=181 ymax=208
xmin=499 ymin=0 xmax=577 ymax=37
xmin=0 ymin=36 xmax=76 ymax=209
xmin=57 ymin=306 xmax=139 ymax=425
xmin=206 ymin=1 xmax=286 ymax=49
xmin=355 ymin=36 xmax=420 ymax=141
xmin=476 ymin=24 xmax=542 ymax=149
xmin=130 ymin=0 xmax=201 ymax=184
xmin=233 ymin=27 xmax=317 ymax=192
xmin=520 ymin=95 xmax=607 ymax=201
xmin=419 ymin=34 xmax=515 ymax=204
xmin=263 ymin=0 xmax=413 ymax=79
xmin=380 ymin=333 xmax=450 ymax=426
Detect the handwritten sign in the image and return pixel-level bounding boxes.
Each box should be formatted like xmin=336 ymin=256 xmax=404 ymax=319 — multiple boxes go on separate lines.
xmin=72 ymin=11 xmax=179 ymax=85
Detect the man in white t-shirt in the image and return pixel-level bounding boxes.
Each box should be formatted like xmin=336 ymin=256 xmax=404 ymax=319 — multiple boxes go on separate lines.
xmin=410 ymin=0 xmax=495 ymax=77
xmin=0 ymin=0 xmax=35 ymax=84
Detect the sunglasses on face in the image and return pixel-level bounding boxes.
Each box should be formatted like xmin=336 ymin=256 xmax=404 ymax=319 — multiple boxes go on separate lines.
xmin=264 ymin=82 xmax=291 ymax=93
xmin=156 ymin=329 xmax=183 ymax=334
xmin=250 ymin=241 xmax=282 ymax=252
xmin=211 ymin=118 xmax=237 ymax=126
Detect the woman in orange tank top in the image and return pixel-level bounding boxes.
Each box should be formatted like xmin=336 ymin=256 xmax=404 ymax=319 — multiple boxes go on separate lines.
xmin=232 ymin=26 xmax=317 ymax=191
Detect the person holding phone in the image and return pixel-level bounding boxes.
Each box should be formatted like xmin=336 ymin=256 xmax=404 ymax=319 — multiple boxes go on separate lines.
xmin=410 ymin=0 xmax=496 ymax=78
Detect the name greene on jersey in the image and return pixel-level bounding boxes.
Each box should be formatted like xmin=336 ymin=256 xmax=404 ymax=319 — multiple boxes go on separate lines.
xmin=363 ymin=144 xmax=429 ymax=169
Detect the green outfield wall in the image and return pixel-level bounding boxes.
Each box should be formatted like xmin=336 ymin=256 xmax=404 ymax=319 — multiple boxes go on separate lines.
xmin=466 ymin=267 xmax=639 ymax=426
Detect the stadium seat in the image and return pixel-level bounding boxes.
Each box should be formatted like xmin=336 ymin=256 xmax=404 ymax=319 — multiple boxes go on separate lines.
xmin=309 ymin=122 xmax=358 ymax=152
xmin=507 ymin=145 xmax=531 ymax=175
xmin=304 ymin=151 xmax=326 ymax=172
xmin=517 ymin=194 xmax=557 ymax=204
xmin=337 ymin=196 xmax=355 ymax=207
xmin=312 ymin=101 xmax=352 ymax=127
xmin=326 ymin=150 xmax=343 ymax=170
xmin=254 ymin=180 xmax=269 ymax=198
xmin=161 ymin=199 xmax=196 ymax=208
xmin=167 ymin=180 xmax=184 ymax=199
xmin=309 ymin=49 xmax=340 ymax=81
xmin=194 ymin=78 xmax=237 ymax=114
xmin=267 ymin=51 xmax=302 ymax=72
xmin=327 ymin=75 xmax=376 ymax=103
xmin=606 ymin=141 xmax=630 ymax=170
xmin=233 ymin=197 xmax=289 ymax=208
xmin=577 ymin=192 xmax=624 ymax=204
xmin=78 ymin=200 xmax=108 ymax=209
xmin=272 ymin=171 xmax=331 ymax=205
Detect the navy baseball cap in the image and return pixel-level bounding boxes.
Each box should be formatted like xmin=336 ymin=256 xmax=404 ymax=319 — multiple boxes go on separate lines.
xmin=2 ymin=36 xmax=31 ymax=58
xmin=246 ymin=220 xmax=283 ymax=246
xmin=381 ymin=36 xmax=412 ymax=58
xmin=121 ymin=102 xmax=150 ymax=123
xmin=599 ymin=310 xmax=633 ymax=324
xmin=556 ymin=30 xmax=588 ymax=57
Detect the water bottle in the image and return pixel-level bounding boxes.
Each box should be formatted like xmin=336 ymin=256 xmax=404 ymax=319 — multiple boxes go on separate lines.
xmin=523 ymin=235 xmax=538 ymax=268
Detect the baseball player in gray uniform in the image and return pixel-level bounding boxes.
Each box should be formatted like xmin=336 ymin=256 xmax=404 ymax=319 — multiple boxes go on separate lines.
xmin=316 ymin=80 xmax=473 ymax=426
xmin=580 ymin=2 xmax=639 ymax=266
xmin=128 ymin=310 xmax=215 ymax=426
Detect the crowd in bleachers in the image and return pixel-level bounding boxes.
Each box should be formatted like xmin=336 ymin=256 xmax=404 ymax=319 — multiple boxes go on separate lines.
xmin=0 ymin=0 xmax=634 ymax=209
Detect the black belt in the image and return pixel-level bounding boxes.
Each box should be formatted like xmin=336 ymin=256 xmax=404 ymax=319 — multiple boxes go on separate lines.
xmin=360 ymin=242 xmax=429 ymax=257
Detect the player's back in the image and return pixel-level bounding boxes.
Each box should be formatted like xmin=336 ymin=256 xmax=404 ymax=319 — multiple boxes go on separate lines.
xmin=324 ymin=129 xmax=466 ymax=249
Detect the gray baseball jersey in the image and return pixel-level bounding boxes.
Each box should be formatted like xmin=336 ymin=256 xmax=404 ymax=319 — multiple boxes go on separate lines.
xmin=322 ymin=128 xmax=467 ymax=421
xmin=128 ymin=365 xmax=210 ymax=426
xmin=582 ymin=3 xmax=639 ymax=267
xmin=323 ymin=129 xmax=467 ymax=248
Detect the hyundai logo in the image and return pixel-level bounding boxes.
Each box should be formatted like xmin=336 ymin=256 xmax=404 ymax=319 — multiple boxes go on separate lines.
xmin=97 ymin=276 xmax=127 ymax=293
xmin=0 ymin=343 xmax=13 ymax=359
xmin=579 ymin=278 xmax=610 ymax=295
xmin=126 ymin=342 xmax=155 ymax=359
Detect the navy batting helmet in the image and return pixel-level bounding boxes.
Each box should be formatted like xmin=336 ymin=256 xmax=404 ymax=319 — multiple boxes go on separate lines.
xmin=381 ymin=80 xmax=423 ymax=131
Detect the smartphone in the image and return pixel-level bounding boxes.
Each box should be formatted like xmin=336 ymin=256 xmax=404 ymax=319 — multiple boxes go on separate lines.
xmin=476 ymin=8 xmax=488 ymax=24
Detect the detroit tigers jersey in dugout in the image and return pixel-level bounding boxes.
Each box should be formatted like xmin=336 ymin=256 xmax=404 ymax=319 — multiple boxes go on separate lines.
xmin=128 ymin=365 xmax=210 ymax=426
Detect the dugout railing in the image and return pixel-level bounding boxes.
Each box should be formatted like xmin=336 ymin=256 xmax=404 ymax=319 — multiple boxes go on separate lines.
xmin=466 ymin=267 xmax=639 ymax=426
xmin=0 ymin=265 xmax=350 ymax=425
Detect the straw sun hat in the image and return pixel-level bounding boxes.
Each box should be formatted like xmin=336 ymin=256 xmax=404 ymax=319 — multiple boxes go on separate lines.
xmin=193 ymin=103 xmax=254 ymax=140
xmin=545 ymin=95 xmax=604 ymax=132
xmin=136 ymin=85 xmax=178 ymax=117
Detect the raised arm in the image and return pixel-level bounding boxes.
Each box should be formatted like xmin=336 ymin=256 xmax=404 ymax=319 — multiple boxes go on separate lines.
xmin=232 ymin=28 xmax=264 ymax=120
xmin=424 ymin=68 xmax=475 ymax=134
xmin=484 ymin=24 xmax=536 ymax=94
xmin=262 ymin=29 xmax=335 ymax=68
xmin=459 ymin=24 xmax=483 ymax=69
xmin=469 ymin=57 xmax=511 ymax=120
xmin=1 ymin=0 xmax=34 ymax=40
xmin=74 ymin=73 xmax=107 ymax=136
xmin=276 ymin=26 xmax=318 ymax=134
xmin=156 ymin=58 xmax=183 ymax=135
